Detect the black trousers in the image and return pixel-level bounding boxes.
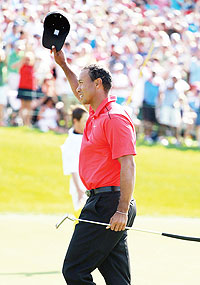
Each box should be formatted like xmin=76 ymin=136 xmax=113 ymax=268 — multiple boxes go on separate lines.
xmin=62 ymin=191 xmax=136 ymax=285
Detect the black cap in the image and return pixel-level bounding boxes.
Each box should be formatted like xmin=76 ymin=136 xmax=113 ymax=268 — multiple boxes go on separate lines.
xmin=42 ymin=11 xmax=70 ymax=52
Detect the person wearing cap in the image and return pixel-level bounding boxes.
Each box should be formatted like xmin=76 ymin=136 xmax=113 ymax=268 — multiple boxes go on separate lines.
xmin=157 ymin=71 xmax=183 ymax=145
xmin=111 ymin=62 xmax=131 ymax=105
xmin=52 ymin=47 xmax=136 ymax=285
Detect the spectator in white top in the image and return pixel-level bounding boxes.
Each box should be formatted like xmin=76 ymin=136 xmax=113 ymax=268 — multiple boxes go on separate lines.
xmin=61 ymin=106 xmax=88 ymax=215
xmin=158 ymin=71 xmax=184 ymax=144
xmin=111 ymin=62 xmax=131 ymax=105
xmin=37 ymin=96 xmax=59 ymax=132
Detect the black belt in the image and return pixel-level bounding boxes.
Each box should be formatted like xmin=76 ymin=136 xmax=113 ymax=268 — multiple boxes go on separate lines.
xmin=86 ymin=186 xmax=120 ymax=197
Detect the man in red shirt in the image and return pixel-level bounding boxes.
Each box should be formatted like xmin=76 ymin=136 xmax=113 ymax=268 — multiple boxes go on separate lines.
xmin=52 ymin=46 xmax=137 ymax=285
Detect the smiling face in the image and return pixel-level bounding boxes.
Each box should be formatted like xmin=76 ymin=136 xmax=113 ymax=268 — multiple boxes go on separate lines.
xmin=76 ymin=69 xmax=97 ymax=105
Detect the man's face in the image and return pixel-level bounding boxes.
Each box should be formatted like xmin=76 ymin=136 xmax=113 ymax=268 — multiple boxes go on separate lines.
xmin=172 ymin=76 xmax=178 ymax=83
xmin=76 ymin=69 xmax=96 ymax=105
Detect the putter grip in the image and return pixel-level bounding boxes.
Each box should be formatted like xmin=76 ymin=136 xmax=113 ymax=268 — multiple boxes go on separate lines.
xmin=162 ymin=232 xmax=200 ymax=242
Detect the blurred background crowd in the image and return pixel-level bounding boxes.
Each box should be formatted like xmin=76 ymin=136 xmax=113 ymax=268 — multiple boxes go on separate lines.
xmin=0 ymin=0 xmax=200 ymax=147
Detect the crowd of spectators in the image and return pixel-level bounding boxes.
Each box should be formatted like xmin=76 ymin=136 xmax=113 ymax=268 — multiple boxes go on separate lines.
xmin=0 ymin=0 xmax=200 ymax=147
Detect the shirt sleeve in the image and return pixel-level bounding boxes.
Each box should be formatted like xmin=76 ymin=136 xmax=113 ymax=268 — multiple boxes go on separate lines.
xmin=105 ymin=115 xmax=137 ymax=160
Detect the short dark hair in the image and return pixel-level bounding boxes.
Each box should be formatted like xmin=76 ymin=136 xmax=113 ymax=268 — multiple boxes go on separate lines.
xmin=83 ymin=64 xmax=112 ymax=93
xmin=43 ymin=96 xmax=55 ymax=106
xmin=72 ymin=107 xmax=87 ymax=121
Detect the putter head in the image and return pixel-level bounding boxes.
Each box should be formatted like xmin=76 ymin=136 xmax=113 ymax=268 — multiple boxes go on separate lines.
xmin=67 ymin=215 xmax=76 ymax=222
xmin=55 ymin=213 xmax=76 ymax=229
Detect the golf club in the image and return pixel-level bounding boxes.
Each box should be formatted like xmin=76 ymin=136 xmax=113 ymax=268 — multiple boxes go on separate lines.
xmin=56 ymin=213 xmax=200 ymax=242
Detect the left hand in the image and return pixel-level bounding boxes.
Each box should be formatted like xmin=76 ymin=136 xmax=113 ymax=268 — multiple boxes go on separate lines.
xmin=77 ymin=188 xmax=85 ymax=203
xmin=51 ymin=46 xmax=66 ymax=68
xmin=107 ymin=211 xmax=128 ymax=231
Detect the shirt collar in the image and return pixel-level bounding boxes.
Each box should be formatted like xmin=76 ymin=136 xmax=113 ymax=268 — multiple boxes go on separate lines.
xmin=89 ymin=95 xmax=116 ymax=118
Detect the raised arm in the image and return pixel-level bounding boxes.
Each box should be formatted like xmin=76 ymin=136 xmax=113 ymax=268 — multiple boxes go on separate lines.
xmin=51 ymin=46 xmax=80 ymax=101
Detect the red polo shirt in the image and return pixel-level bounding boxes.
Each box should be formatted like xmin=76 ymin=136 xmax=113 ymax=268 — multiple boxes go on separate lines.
xmin=79 ymin=96 xmax=136 ymax=190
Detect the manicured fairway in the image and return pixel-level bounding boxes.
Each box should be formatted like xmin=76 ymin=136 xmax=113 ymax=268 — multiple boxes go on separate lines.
xmin=0 ymin=127 xmax=200 ymax=217
xmin=0 ymin=214 xmax=200 ymax=285
xmin=1 ymin=127 xmax=200 ymax=284
xmin=135 ymin=143 xmax=200 ymax=217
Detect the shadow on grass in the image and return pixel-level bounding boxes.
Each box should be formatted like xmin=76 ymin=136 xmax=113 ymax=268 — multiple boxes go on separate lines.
xmin=4 ymin=125 xmax=67 ymax=136
xmin=4 ymin=126 xmax=200 ymax=151
xmin=136 ymin=140 xmax=200 ymax=152
xmin=0 ymin=271 xmax=60 ymax=277
xmin=165 ymin=144 xmax=200 ymax=152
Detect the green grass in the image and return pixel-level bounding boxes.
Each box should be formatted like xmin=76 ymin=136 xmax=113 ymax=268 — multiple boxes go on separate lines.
xmin=0 ymin=127 xmax=71 ymax=214
xmin=135 ymin=143 xmax=200 ymax=217
xmin=0 ymin=127 xmax=200 ymax=217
